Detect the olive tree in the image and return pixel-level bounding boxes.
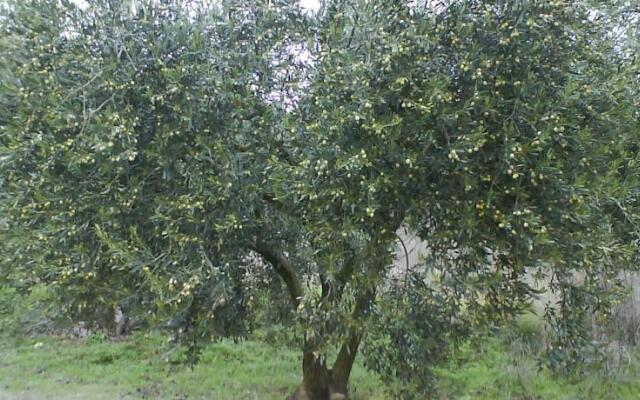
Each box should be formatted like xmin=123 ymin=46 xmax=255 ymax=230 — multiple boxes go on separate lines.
xmin=1 ymin=0 xmax=638 ymax=398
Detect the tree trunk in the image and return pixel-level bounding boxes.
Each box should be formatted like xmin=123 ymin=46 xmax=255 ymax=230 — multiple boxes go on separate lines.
xmin=287 ymin=351 xmax=351 ymax=400
xmin=114 ymin=306 xmax=129 ymax=337
xmin=288 ymin=286 xmax=375 ymax=399
xmin=330 ymin=332 xmax=361 ymax=395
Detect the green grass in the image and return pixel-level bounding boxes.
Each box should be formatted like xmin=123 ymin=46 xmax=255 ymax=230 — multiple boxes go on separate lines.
xmin=1 ymin=332 xmax=639 ymax=399
xmin=436 ymin=337 xmax=640 ymax=400
xmin=0 ymin=333 xmax=385 ymax=399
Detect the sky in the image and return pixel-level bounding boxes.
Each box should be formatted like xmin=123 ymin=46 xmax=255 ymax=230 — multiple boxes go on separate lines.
xmin=300 ymin=0 xmax=320 ymax=12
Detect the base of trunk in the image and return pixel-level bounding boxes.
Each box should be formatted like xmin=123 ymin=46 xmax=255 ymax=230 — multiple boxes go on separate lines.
xmin=286 ymin=385 xmax=348 ymax=400
xmin=294 ymin=344 xmax=355 ymax=400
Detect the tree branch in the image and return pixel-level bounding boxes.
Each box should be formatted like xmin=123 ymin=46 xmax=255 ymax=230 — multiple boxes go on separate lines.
xmin=331 ymin=288 xmax=376 ymax=390
xmin=251 ymin=239 xmax=304 ymax=307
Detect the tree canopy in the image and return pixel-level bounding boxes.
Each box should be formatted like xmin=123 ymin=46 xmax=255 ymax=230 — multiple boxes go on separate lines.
xmin=1 ymin=0 xmax=638 ymax=398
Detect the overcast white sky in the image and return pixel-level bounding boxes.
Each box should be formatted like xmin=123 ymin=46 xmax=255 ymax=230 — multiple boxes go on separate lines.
xmin=300 ymin=0 xmax=320 ymax=11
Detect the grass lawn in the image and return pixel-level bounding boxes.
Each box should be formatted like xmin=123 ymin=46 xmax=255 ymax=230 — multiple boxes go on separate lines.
xmin=1 ymin=332 xmax=639 ymax=399
xmin=435 ymin=338 xmax=640 ymax=400
xmin=0 ymin=333 xmax=385 ymax=399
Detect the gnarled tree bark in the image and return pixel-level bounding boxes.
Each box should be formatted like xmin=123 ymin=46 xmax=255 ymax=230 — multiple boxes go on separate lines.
xmin=252 ymin=239 xmax=304 ymax=307
xmin=253 ymin=239 xmax=380 ymax=400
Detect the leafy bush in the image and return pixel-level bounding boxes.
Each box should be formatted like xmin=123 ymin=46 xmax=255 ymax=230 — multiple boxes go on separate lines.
xmin=362 ymin=275 xmax=471 ymax=399
xmin=86 ymin=332 xmax=110 ymax=346
xmin=506 ymin=312 xmax=546 ymax=354
xmin=0 ymin=285 xmax=58 ymax=337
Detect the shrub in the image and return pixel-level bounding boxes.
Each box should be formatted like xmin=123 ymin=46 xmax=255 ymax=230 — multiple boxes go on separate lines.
xmin=0 ymin=285 xmax=58 ymax=337
xmin=507 ymin=312 xmax=546 ymax=354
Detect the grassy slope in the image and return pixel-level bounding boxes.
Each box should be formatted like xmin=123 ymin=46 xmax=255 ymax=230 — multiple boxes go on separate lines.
xmin=1 ymin=333 xmax=639 ymax=399
xmin=0 ymin=334 xmax=385 ymax=400
xmin=436 ymin=338 xmax=640 ymax=400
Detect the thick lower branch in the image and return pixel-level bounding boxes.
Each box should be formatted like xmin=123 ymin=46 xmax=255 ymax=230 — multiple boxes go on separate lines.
xmin=334 ymin=252 xmax=357 ymax=301
xmin=252 ymin=239 xmax=304 ymax=307
xmin=332 ymin=288 xmax=376 ymax=390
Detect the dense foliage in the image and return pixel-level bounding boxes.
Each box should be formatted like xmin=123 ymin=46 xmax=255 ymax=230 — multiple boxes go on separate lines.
xmin=1 ymin=0 xmax=638 ymax=398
